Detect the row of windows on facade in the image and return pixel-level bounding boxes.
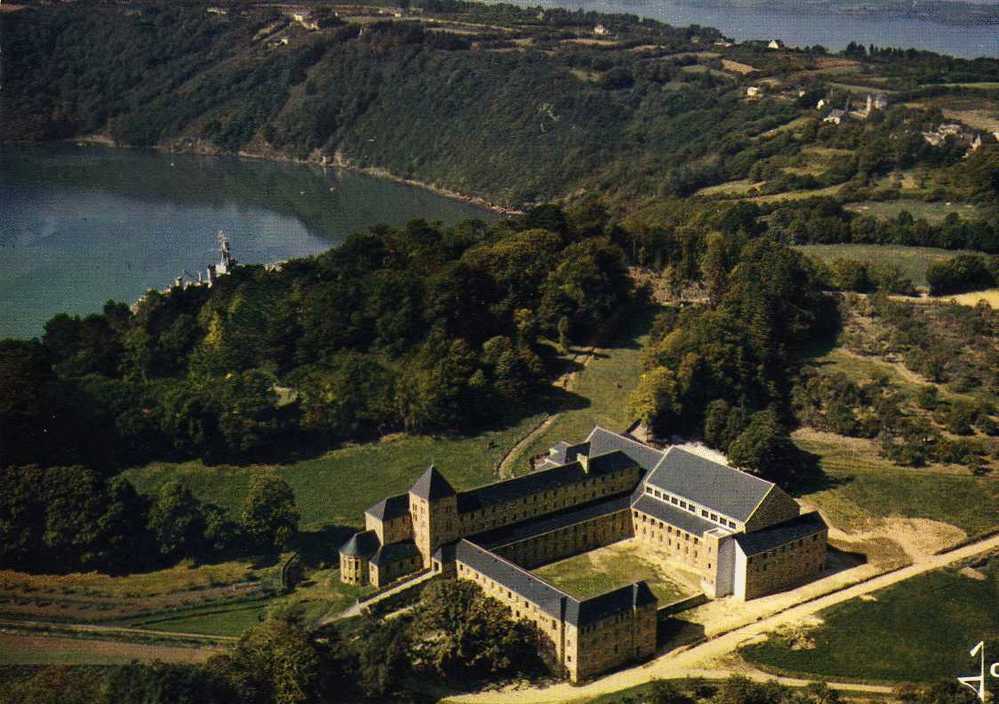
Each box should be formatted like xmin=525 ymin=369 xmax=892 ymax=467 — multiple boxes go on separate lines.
xmin=634 ymin=510 xmax=704 ymax=546
xmin=643 ymin=486 xmax=738 ymax=529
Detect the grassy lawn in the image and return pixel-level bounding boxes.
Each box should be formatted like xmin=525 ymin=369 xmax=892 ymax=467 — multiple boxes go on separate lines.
xmin=502 ymin=307 xmax=655 ymax=475
xmin=845 ymin=200 xmax=981 ymax=225
xmin=793 ymin=429 xmax=999 ymax=536
xmin=124 ymin=414 xmax=546 ymax=531
xmin=533 ymin=541 xmax=696 ymax=605
xmin=741 ymin=559 xmax=999 ymax=683
xmin=747 ymin=183 xmax=846 ymax=203
xmin=795 ymin=244 xmax=979 ymax=288
xmin=138 ymin=601 xmax=270 ymax=636
xmin=694 ymin=179 xmax=765 ymax=197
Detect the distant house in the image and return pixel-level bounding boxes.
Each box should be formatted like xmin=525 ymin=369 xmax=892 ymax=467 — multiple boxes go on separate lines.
xmin=746 ymin=86 xmax=762 ymax=99
xmin=768 ymin=39 xmax=782 ymax=50
xmin=206 ymin=6 xmax=227 ymax=15
xmin=823 ymin=109 xmax=847 ymax=125
xmin=593 ymin=23 xmax=609 ymax=36
xmin=816 ymin=98 xmax=827 ymax=111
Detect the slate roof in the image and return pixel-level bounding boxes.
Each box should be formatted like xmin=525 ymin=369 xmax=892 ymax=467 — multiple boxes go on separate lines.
xmin=586 ymin=426 xmax=666 ymax=471
xmin=644 ymin=447 xmax=774 ymax=523
xmin=630 ymin=494 xmax=716 ymax=537
xmin=454 ymin=540 xmax=656 ymax=627
xmin=734 ymin=512 xmax=828 ymax=557
xmin=340 ymin=529 xmax=380 ymax=557
xmin=455 ymin=540 xmax=567 ymax=619
xmin=566 ymin=582 xmax=657 ymax=626
xmin=471 ymin=494 xmax=632 ymax=549
xmin=410 ymin=465 xmax=456 ymax=501
xmin=370 ymin=540 xmax=420 ymax=567
xmin=456 ymin=450 xmax=639 ymax=513
xmin=547 ymin=440 xmax=590 ymax=466
xmin=365 ymin=493 xmax=410 ymax=522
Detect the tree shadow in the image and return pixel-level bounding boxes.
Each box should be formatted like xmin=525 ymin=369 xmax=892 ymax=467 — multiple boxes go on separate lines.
xmin=295 ymin=524 xmax=359 ymax=568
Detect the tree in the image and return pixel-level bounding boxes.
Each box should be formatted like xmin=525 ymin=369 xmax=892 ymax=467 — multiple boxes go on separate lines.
xmin=409 ymin=580 xmax=544 ymax=682
xmin=727 ymin=410 xmax=799 ymax=483
xmin=147 ymin=481 xmax=206 ymax=560
xmin=212 ymin=617 xmax=324 ymax=704
xmin=241 ymin=474 xmax=300 ymax=552
xmin=356 ymin=616 xmax=410 ymax=698
xmin=630 ymin=367 xmax=683 ymax=437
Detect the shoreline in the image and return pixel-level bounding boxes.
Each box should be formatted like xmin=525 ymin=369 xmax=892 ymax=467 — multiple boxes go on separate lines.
xmin=66 ymin=134 xmax=524 ymax=217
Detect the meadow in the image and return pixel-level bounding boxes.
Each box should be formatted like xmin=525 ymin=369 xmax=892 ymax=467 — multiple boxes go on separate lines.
xmin=741 ymin=559 xmax=999 ymax=683
xmin=795 ymin=244 xmax=980 ymax=288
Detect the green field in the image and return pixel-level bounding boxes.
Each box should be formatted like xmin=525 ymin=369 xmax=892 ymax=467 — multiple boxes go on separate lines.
xmin=846 ymin=200 xmax=981 ymax=225
xmin=533 ymin=541 xmax=696 ymax=605
xmin=0 ymin=633 xmax=217 ymax=666
xmin=503 ymin=308 xmax=655 ymax=475
xmin=134 ymin=600 xmax=271 ymax=637
xmin=795 ymin=244 xmax=979 ymax=288
xmin=124 ymin=413 xmax=546 ymax=530
xmin=742 ymin=559 xmax=999 ymax=683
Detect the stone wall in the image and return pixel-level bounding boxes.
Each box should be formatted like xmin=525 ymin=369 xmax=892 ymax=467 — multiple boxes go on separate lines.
xmin=340 ymin=554 xmax=367 ymax=585
xmin=632 ymin=508 xmax=712 ymax=573
xmin=572 ymin=602 xmax=657 ymax=682
xmin=741 ymin=528 xmax=828 ymax=600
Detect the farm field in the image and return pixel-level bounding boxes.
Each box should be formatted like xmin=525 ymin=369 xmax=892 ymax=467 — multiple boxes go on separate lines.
xmin=0 ymin=633 xmax=219 ymax=666
xmin=533 ymin=540 xmax=698 ymax=605
xmin=124 ymin=411 xmax=547 ymax=531
xmin=924 ymin=288 xmax=999 ymax=309
xmin=741 ymin=558 xmax=999 ymax=683
xmin=795 ymin=244 xmax=980 ymax=288
xmin=845 ymin=199 xmax=982 ymax=224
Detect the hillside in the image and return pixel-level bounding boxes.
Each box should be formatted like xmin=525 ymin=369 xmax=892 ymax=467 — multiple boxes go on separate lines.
xmin=4 ymin=0 xmax=999 ymax=215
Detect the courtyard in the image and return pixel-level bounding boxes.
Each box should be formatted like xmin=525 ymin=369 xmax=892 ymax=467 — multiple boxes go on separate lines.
xmin=532 ymin=539 xmax=701 ymax=605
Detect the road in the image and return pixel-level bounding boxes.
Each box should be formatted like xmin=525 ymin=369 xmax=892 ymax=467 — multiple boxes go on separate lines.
xmin=449 ymin=533 xmax=999 ymax=704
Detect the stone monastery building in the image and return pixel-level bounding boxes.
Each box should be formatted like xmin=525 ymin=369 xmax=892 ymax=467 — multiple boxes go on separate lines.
xmin=340 ymin=426 xmax=828 ymax=681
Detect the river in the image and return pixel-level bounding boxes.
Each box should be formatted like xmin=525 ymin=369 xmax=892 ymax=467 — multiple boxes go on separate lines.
xmin=518 ymin=0 xmax=999 ymax=58
xmin=0 ymin=144 xmax=494 ymax=340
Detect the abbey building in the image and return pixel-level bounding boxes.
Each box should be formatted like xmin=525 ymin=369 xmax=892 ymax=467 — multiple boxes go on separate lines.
xmin=340 ymin=426 xmax=828 ymax=681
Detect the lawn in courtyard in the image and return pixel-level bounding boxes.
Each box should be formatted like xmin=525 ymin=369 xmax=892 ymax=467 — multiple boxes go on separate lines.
xmin=533 ymin=540 xmax=697 ymax=605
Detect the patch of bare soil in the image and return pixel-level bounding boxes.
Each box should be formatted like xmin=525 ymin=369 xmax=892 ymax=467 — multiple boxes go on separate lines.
xmin=959 ymin=566 xmax=987 ymax=580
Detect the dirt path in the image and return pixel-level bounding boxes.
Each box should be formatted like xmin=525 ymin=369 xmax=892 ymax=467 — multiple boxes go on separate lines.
xmin=496 ymin=344 xmax=598 ymax=479
xmin=449 ymin=533 xmax=999 ymax=704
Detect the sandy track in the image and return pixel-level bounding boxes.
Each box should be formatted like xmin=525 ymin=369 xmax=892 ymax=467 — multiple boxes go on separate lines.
xmin=449 ymin=533 xmax=999 ymax=704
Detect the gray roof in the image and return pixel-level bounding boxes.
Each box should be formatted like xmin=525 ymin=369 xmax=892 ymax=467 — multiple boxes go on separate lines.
xmin=410 ymin=465 xmax=456 ymax=501
xmin=566 ymin=582 xmax=657 ymax=626
xmin=454 ymin=540 xmax=656 ymax=627
xmin=734 ymin=512 xmax=827 ymax=557
xmin=472 ymin=494 xmax=631 ymax=549
xmin=587 ymin=426 xmax=665 ymax=471
xmin=644 ymin=447 xmax=774 ymax=523
xmin=370 ymin=540 xmax=420 ymax=567
xmin=340 ymin=529 xmax=380 ymax=557
xmin=365 ymin=493 xmax=410 ymax=522
xmin=456 ymin=450 xmax=639 ymax=513
xmin=631 ymin=494 xmax=716 ymax=537
xmin=455 ymin=540 xmax=567 ymax=619
xmin=548 ymin=440 xmax=590 ymax=466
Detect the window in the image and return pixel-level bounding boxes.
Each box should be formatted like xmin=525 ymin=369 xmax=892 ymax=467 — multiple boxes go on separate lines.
xmin=710 ymin=513 xmax=718 ymax=521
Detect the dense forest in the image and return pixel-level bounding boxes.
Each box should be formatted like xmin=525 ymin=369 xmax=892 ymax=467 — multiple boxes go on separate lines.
xmin=0 ymin=207 xmax=629 ymax=472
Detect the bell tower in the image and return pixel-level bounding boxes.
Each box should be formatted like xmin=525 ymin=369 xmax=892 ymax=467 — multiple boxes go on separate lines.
xmin=408 ymin=465 xmax=458 ymax=566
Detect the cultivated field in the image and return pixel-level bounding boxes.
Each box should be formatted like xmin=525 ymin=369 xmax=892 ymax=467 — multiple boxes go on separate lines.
xmin=533 ymin=540 xmax=698 ymax=605
xmin=0 ymin=633 xmax=220 ymax=666
xmin=741 ymin=558 xmax=999 ymax=683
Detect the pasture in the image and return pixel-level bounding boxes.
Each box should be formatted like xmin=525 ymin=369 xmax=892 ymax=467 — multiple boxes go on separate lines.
xmin=741 ymin=559 xmax=999 ymax=683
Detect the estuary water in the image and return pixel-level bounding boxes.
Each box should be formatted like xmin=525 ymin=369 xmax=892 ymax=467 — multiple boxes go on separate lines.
xmin=0 ymin=144 xmax=493 ymax=340
xmin=519 ymin=0 xmax=999 ymax=58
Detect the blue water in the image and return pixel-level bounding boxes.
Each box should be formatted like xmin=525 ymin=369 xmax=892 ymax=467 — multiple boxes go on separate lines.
xmin=520 ymin=0 xmax=999 ymax=58
xmin=0 ymin=144 xmax=493 ymax=340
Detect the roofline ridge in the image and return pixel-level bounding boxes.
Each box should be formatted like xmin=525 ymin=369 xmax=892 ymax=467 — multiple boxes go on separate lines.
xmin=459 ymin=538 xmax=578 ymax=603
xmin=590 ymin=424 xmax=660 ymax=450
xmin=670 ymin=446 xmax=777 ymax=488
